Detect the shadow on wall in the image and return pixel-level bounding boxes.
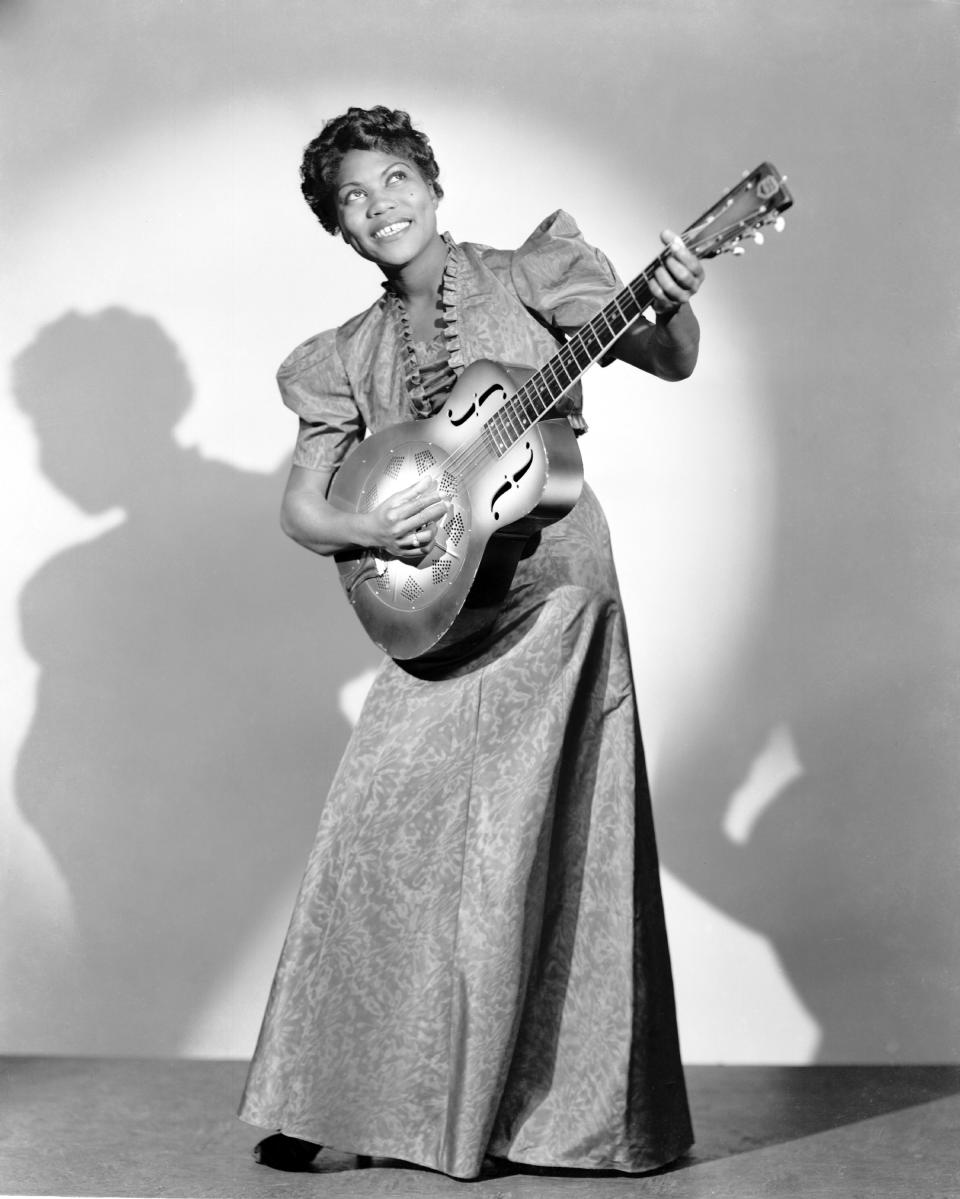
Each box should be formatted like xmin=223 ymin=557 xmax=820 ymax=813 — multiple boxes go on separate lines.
xmin=11 ymin=308 xmax=381 ymax=1056
xmin=653 ymin=358 xmax=959 ymax=1064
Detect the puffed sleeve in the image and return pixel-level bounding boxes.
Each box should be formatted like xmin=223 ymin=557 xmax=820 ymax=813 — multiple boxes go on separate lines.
xmin=277 ymin=329 xmax=364 ymax=472
xmin=509 ymin=210 xmax=624 ymax=334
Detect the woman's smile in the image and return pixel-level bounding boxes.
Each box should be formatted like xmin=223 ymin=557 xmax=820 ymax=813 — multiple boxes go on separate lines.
xmin=372 ymin=219 xmax=412 ymax=241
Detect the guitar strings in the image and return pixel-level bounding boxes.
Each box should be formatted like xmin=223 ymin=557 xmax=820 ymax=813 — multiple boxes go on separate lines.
xmin=427 ymin=245 xmax=678 ymax=494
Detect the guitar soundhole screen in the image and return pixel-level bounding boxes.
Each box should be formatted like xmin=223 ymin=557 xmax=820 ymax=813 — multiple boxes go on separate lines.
xmin=431 ymin=558 xmax=453 ymax=585
xmin=439 ymin=471 xmax=459 ymax=497
xmin=400 ymin=576 xmax=424 ymax=603
xmin=360 ymin=484 xmax=380 ymax=513
xmin=415 ymin=450 xmax=436 ymax=474
xmin=385 ymin=456 xmax=405 ymax=481
xmin=445 ymin=512 xmax=466 ymax=546
xmin=375 ymin=568 xmax=391 ymax=593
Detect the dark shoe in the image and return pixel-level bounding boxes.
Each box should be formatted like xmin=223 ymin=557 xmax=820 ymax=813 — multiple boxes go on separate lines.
xmin=253 ymin=1132 xmax=321 ymax=1171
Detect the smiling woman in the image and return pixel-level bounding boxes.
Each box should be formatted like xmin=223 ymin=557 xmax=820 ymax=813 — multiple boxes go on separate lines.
xmin=237 ymin=104 xmax=705 ymax=1180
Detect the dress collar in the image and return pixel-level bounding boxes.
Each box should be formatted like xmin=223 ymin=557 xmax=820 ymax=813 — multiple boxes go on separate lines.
xmin=383 ymin=233 xmax=465 ymax=417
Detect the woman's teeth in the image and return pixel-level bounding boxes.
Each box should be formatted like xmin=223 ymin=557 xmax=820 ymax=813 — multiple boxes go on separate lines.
xmin=373 ymin=221 xmax=410 ymax=239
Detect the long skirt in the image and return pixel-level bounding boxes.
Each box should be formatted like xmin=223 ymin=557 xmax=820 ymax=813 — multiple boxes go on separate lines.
xmin=238 ymin=483 xmax=692 ymax=1179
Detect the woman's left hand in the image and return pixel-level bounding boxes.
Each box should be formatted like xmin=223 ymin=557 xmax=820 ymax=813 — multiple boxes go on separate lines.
xmin=649 ymin=228 xmax=704 ymax=317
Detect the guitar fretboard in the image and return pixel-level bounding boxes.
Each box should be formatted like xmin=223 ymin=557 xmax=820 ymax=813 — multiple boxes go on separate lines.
xmin=481 ymin=245 xmax=679 ymax=455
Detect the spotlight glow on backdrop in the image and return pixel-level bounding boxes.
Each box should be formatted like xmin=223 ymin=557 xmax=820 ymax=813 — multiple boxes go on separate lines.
xmin=2 ymin=82 xmax=815 ymax=1062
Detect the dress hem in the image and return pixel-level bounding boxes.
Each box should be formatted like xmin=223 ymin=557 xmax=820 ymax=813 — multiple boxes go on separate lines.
xmin=238 ymin=1109 xmax=692 ymax=1181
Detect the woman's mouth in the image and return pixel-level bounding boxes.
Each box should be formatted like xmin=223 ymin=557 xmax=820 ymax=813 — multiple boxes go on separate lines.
xmin=372 ymin=220 xmax=411 ymax=241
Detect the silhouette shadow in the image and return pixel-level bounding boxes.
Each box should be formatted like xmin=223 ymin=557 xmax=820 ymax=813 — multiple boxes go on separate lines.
xmin=652 ymin=309 xmax=959 ymax=1065
xmin=11 ymin=307 xmax=381 ymax=1055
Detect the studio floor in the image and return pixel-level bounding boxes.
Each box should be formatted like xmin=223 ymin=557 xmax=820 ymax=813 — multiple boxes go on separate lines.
xmin=0 ymin=1059 xmax=958 ymax=1199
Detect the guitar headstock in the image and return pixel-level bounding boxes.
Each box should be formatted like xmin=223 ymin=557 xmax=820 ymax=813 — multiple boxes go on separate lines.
xmin=683 ymin=162 xmax=793 ymax=260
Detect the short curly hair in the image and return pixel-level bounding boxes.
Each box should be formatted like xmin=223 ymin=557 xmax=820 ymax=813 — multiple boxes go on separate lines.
xmin=300 ymin=106 xmax=443 ymax=235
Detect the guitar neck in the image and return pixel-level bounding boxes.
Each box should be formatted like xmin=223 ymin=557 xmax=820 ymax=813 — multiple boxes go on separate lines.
xmin=479 ymin=161 xmax=794 ymax=456
xmin=480 ymin=244 xmax=686 ymax=455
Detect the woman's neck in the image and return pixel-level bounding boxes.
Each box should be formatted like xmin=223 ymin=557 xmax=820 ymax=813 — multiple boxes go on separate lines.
xmin=382 ymin=231 xmax=447 ymax=305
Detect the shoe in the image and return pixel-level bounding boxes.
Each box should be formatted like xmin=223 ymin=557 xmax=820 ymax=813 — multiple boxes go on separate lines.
xmin=252 ymin=1132 xmax=321 ymax=1171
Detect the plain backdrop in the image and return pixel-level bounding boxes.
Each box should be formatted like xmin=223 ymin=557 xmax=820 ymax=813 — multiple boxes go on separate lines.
xmin=1 ymin=0 xmax=957 ymax=1066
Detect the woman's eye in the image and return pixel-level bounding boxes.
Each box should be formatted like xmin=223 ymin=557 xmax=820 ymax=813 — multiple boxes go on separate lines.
xmin=387 ymin=170 xmax=407 ymax=184
xmin=341 ymin=188 xmax=364 ymax=204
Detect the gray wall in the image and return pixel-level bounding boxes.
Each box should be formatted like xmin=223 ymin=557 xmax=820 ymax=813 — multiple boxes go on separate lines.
xmin=1 ymin=0 xmax=957 ymax=1063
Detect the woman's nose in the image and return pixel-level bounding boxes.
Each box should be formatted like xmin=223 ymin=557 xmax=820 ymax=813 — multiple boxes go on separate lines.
xmin=367 ymin=190 xmax=395 ymax=217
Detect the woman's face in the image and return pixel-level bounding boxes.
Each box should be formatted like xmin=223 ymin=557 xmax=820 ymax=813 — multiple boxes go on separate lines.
xmin=334 ymin=148 xmax=440 ymax=270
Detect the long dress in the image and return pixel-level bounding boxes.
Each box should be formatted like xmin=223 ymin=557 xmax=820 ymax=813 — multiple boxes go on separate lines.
xmin=238 ymin=211 xmax=693 ymax=1179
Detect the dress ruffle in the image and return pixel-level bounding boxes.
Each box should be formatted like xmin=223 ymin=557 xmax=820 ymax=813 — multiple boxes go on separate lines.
xmin=385 ymin=233 xmax=464 ymax=417
xmin=439 ymin=234 xmax=466 ymax=378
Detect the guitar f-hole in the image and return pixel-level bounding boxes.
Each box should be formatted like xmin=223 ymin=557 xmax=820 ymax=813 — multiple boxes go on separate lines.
xmin=490 ymin=441 xmax=534 ymax=521
xmin=448 ymin=383 xmax=506 ymax=428
xmin=512 ymin=442 xmax=535 ymax=484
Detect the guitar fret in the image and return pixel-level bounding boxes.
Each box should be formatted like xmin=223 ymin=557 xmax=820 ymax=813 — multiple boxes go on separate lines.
xmin=611 ymin=294 xmax=633 ymax=329
xmin=485 ymin=414 xmax=509 ymax=457
xmin=517 ymin=389 xmax=538 ymax=426
xmin=619 ymin=288 xmax=642 ymax=318
xmin=500 ymin=406 xmax=519 ymax=444
xmin=568 ymin=338 xmax=594 ymax=369
xmin=528 ymin=380 xmax=551 ymax=420
xmin=536 ymin=364 xmax=554 ymax=403
xmin=628 ymin=273 xmax=654 ymax=313
xmin=548 ymin=363 xmax=569 ymax=404
xmin=551 ymin=356 xmax=574 ymax=390
xmin=487 ymin=407 xmax=504 ymax=444
xmin=578 ymin=326 xmax=604 ymax=358
xmin=596 ymin=308 xmax=619 ymax=339
xmin=503 ymin=403 xmax=523 ymax=442
xmin=489 ymin=402 xmax=519 ymax=456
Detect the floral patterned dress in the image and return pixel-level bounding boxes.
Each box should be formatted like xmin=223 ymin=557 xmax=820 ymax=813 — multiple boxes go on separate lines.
xmin=238 ymin=212 xmax=693 ymax=1178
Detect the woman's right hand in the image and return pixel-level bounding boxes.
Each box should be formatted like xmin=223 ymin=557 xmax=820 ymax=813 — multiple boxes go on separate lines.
xmin=360 ymin=476 xmax=450 ymax=559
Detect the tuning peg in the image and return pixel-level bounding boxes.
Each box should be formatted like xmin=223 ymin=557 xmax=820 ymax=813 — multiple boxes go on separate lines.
xmin=732 ymin=246 xmax=746 ymax=256
xmin=774 ymin=216 xmax=786 ymax=233
xmin=753 ymin=231 xmax=765 ymax=245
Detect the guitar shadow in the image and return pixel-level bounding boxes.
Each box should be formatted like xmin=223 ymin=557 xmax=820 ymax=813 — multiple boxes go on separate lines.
xmin=10 ymin=307 xmax=381 ymax=1055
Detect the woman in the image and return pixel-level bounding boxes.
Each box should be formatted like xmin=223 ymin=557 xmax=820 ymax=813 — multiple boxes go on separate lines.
xmin=239 ymin=105 xmax=704 ymax=1179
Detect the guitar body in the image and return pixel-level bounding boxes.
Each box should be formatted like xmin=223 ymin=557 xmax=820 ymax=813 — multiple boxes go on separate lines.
xmin=328 ymin=359 xmax=584 ymax=660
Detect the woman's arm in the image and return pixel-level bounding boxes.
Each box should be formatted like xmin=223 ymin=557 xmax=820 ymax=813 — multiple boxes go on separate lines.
xmin=281 ymin=464 xmax=450 ymax=559
xmin=609 ymin=304 xmax=701 ymax=381
xmin=608 ymin=228 xmax=704 ymax=381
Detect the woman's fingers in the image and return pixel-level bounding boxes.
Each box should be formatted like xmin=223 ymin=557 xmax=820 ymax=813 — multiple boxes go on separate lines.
xmin=396 ymin=521 xmax=438 ymax=558
xmin=406 ymin=498 xmax=448 ymax=531
xmin=375 ymin=476 xmax=454 ymax=556
xmin=388 ymin=493 xmax=448 ymax=536
xmin=403 ymin=505 xmax=445 ymax=545
xmin=386 ymin=478 xmax=443 ymax=524
xmin=656 ymin=228 xmax=704 ymax=303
